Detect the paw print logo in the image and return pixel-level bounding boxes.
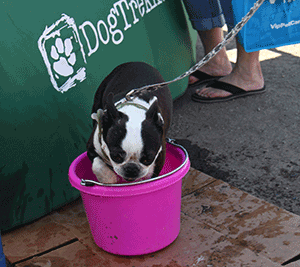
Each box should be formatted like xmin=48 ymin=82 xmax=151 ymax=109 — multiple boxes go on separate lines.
xmin=51 ymin=37 xmax=76 ymax=78
xmin=38 ymin=14 xmax=87 ymax=93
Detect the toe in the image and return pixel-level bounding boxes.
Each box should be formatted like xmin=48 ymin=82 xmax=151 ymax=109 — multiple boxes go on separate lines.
xmin=195 ymin=87 xmax=232 ymax=99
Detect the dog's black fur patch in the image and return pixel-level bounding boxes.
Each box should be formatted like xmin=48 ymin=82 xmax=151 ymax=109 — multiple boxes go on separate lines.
xmin=87 ymin=62 xmax=173 ymax=179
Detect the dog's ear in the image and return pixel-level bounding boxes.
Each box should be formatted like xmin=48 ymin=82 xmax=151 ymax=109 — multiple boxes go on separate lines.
xmin=91 ymin=109 xmax=104 ymax=124
xmin=105 ymin=92 xmax=120 ymax=120
xmin=146 ymin=98 xmax=164 ymax=129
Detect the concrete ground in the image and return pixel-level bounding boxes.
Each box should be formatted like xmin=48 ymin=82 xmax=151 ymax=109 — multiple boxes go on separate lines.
xmin=169 ymin=36 xmax=300 ymax=216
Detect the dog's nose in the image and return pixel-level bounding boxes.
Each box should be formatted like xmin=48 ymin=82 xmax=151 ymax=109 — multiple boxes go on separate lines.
xmin=124 ymin=163 xmax=140 ymax=180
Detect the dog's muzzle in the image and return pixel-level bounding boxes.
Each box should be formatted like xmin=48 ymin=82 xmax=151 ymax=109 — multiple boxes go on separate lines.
xmin=123 ymin=163 xmax=141 ymax=181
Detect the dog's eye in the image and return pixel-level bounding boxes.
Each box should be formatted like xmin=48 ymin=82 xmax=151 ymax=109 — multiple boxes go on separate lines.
xmin=111 ymin=152 xmax=125 ymax=163
xmin=140 ymin=157 xmax=153 ymax=166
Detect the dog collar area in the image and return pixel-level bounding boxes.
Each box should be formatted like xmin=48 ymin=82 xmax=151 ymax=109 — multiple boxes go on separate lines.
xmin=81 ymin=139 xmax=189 ymax=187
xmin=115 ymin=101 xmax=149 ymax=111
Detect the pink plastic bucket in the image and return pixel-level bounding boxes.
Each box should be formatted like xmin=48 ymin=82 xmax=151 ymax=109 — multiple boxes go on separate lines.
xmin=68 ymin=140 xmax=190 ymax=255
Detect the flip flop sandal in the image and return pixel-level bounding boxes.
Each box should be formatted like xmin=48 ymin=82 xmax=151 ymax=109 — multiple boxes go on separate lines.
xmin=188 ymin=70 xmax=223 ymax=89
xmin=191 ymin=80 xmax=266 ymax=103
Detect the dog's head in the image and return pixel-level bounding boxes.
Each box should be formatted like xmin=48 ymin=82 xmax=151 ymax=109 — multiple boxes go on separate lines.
xmin=92 ymin=93 xmax=165 ymax=182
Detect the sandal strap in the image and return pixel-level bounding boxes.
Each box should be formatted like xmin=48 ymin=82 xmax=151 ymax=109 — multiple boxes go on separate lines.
xmin=208 ymin=81 xmax=246 ymax=95
xmin=192 ymin=70 xmax=222 ymax=81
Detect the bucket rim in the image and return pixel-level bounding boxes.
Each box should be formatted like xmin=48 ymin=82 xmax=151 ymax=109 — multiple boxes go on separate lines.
xmin=78 ymin=139 xmax=189 ymax=187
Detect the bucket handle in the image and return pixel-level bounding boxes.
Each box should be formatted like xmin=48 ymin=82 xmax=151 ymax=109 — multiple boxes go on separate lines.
xmin=80 ymin=138 xmax=189 ymax=187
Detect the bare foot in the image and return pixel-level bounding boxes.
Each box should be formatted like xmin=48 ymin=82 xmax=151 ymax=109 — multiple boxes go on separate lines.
xmin=196 ymin=66 xmax=264 ymax=99
xmin=189 ymin=50 xmax=232 ymax=85
xmin=195 ymin=45 xmax=264 ymax=99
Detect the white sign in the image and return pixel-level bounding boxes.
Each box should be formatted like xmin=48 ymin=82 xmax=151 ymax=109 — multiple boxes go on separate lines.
xmin=38 ymin=0 xmax=165 ymax=93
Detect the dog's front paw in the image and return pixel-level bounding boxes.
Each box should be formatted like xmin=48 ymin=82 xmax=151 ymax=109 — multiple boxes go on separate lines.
xmin=92 ymin=157 xmax=118 ymax=184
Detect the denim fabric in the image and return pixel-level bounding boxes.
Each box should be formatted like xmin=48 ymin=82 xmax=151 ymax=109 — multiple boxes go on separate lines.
xmin=182 ymin=0 xmax=234 ymax=31
xmin=0 ymin=232 xmax=5 ymax=267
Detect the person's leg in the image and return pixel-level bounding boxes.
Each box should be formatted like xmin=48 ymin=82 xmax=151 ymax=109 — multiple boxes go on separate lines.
xmin=194 ymin=0 xmax=264 ymax=99
xmin=181 ymin=0 xmax=232 ymax=84
xmin=189 ymin=27 xmax=232 ymax=84
xmin=182 ymin=0 xmax=225 ymax=31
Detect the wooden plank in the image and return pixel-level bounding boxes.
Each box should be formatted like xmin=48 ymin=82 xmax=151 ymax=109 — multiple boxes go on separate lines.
xmin=182 ymin=179 xmax=300 ymax=264
xmin=2 ymin=215 xmax=76 ymax=264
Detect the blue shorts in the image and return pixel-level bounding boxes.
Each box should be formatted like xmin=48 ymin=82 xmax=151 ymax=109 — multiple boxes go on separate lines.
xmin=182 ymin=0 xmax=234 ymax=31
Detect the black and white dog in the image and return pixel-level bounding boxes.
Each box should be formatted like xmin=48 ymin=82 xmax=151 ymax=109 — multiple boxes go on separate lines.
xmin=87 ymin=62 xmax=173 ymax=184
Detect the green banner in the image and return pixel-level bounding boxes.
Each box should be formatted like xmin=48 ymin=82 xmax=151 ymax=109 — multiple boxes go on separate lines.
xmin=0 ymin=0 xmax=196 ymax=231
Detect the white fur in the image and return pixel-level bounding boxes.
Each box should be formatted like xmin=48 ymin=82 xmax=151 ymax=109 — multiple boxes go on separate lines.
xmin=92 ymin=96 xmax=163 ymax=182
xmin=119 ymin=104 xmax=145 ymax=160
xmin=93 ymin=125 xmax=102 ymax=156
xmin=92 ymin=125 xmax=119 ymax=183
xmin=117 ymin=96 xmax=159 ymax=158
xmin=92 ymin=157 xmax=118 ymax=183
xmin=91 ymin=113 xmax=98 ymax=122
